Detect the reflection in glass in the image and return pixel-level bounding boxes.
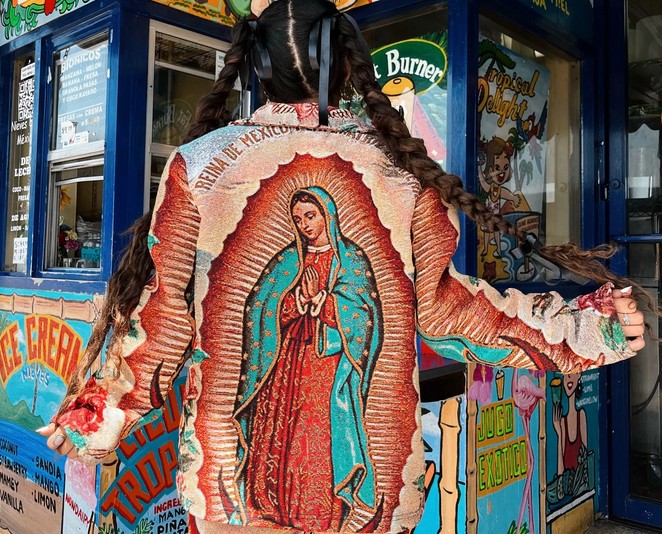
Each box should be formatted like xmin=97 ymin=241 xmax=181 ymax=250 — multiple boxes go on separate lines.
xmin=49 ymin=162 xmax=103 ymax=269
xmin=627 ymin=0 xmax=662 ymax=504
xmin=478 ymin=17 xmax=580 ymax=284
xmin=148 ymin=32 xmax=242 ymax=206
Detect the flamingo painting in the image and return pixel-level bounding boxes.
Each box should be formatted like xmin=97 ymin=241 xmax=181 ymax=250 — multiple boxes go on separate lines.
xmin=512 ymin=371 xmax=545 ymax=534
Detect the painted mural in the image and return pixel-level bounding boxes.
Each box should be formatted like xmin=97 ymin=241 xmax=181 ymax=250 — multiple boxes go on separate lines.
xmin=477 ymin=37 xmax=550 ymax=284
xmin=0 ymin=0 xmax=95 ymax=45
xmin=417 ymin=396 xmax=468 ymax=534
xmin=468 ymin=363 xmax=545 ymax=534
xmin=0 ymin=287 xmax=189 ymax=534
xmin=545 ymin=370 xmax=600 ymax=533
xmin=96 ymin=375 xmax=188 ymax=534
xmin=148 ymin=0 xmax=380 ymax=27
xmin=0 ymin=288 xmax=98 ymax=534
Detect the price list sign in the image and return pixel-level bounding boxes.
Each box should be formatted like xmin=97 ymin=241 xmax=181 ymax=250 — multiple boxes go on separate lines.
xmin=54 ymin=39 xmax=108 ymax=150
xmin=4 ymin=55 xmax=35 ymax=272
xmin=0 ymin=432 xmax=66 ymax=533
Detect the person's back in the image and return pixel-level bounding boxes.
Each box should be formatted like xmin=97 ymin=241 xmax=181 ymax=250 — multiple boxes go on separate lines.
xmin=41 ymin=2 xmax=645 ymax=533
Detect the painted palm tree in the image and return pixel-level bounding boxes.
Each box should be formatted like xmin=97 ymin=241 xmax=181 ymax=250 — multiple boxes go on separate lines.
xmin=507 ymin=126 xmax=528 ymax=192
xmin=517 ymin=160 xmax=534 ymax=194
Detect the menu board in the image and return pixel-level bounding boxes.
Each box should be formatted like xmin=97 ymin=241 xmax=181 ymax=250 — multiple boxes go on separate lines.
xmin=54 ymin=39 xmax=108 ymax=150
xmin=4 ymin=56 xmax=35 ymax=272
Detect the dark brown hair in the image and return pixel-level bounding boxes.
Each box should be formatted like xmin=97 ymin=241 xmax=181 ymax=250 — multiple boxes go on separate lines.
xmin=58 ymin=0 xmax=653 ymax=418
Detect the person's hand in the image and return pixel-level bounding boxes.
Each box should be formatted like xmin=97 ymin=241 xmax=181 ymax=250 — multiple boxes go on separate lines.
xmin=552 ymin=404 xmax=562 ymax=436
xmin=302 ymin=266 xmax=320 ymax=299
xmin=36 ymin=423 xmax=78 ymax=459
xmin=612 ymin=286 xmax=645 ymax=352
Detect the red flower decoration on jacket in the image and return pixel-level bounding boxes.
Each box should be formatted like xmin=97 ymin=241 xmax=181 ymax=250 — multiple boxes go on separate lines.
xmin=577 ymin=284 xmax=615 ymax=317
xmin=293 ymin=103 xmax=319 ymax=122
xmin=58 ymin=378 xmax=109 ymax=434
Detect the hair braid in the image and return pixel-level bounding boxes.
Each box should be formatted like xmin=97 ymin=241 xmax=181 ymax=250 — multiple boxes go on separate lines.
xmin=337 ymin=17 xmax=658 ymax=318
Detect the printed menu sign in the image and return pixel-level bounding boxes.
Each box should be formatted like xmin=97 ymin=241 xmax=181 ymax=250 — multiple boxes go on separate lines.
xmin=4 ymin=57 xmax=35 ymax=272
xmin=55 ymin=40 xmax=108 ymax=150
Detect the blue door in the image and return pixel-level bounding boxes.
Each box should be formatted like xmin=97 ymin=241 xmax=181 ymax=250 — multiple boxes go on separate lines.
xmin=608 ymin=0 xmax=662 ymax=528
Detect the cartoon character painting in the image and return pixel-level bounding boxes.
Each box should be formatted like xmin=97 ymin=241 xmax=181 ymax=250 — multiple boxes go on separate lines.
xmin=478 ymin=136 xmax=519 ymax=257
xmin=233 ymin=186 xmax=383 ymax=531
xmin=547 ymin=372 xmax=595 ymax=510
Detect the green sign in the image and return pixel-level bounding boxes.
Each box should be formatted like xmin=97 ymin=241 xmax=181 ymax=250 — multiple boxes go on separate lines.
xmin=371 ymin=38 xmax=447 ymax=96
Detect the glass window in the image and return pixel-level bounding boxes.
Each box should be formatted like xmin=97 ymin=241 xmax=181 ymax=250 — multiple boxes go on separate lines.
xmin=46 ymin=32 xmax=108 ymax=271
xmin=147 ymin=27 xmax=244 ymax=208
xmin=52 ymin=34 xmax=108 ymax=151
xmin=47 ymin=158 xmax=104 ymax=269
xmin=478 ymin=17 xmax=580 ymax=284
xmin=625 ymin=0 xmax=662 ymax=504
xmin=362 ymin=7 xmax=448 ymax=169
xmin=4 ymin=51 xmax=35 ymax=273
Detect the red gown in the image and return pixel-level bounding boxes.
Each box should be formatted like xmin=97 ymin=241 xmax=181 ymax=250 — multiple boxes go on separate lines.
xmin=245 ymin=247 xmax=345 ymax=531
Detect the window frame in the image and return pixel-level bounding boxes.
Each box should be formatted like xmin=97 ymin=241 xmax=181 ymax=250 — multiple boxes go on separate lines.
xmin=0 ymin=44 xmax=37 ymax=276
xmin=32 ymin=13 xmax=116 ymax=282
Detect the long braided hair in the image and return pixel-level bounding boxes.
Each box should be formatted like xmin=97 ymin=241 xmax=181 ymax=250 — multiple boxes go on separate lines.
xmin=58 ymin=0 xmax=652 ymax=417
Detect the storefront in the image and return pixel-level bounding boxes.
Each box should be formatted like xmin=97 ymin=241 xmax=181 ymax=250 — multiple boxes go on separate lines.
xmin=0 ymin=0 xmax=659 ymax=532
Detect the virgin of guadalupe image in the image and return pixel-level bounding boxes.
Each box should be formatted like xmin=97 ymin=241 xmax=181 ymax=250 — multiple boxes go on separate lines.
xmin=232 ymin=186 xmax=384 ymax=531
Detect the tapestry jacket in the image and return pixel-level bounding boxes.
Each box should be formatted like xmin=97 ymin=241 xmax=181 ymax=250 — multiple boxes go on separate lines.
xmin=56 ymin=102 xmax=635 ymax=533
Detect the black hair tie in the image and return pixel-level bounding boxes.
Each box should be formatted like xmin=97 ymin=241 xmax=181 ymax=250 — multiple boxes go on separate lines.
xmin=309 ymin=14 xmax=336 ymax=126
xmin=248 ymin=20 xmax=273 ymax=81
xmin=308 ymin=12 xmax=373 ymax=126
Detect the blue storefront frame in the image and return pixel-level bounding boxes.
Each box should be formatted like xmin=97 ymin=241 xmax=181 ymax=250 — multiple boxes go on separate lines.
xmin=1 ymin=0 xmax=641 ymax=528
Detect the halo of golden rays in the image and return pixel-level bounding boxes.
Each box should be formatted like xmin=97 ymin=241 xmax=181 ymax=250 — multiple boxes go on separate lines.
xmin=193 ymin=153 xmax=419 ymax=527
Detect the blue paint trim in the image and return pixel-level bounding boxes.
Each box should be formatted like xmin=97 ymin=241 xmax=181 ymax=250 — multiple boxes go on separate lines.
xmin=448 ymin=0 xmax=479 ymax=276
xmin=28 ymin=33 xmax=54 ymax=278
xmin=606 ymin=0 xmax=631 ymax=521
xmin=592 ymin=0 xmax=610 ymax=516
xmin=107 ymin=9 xmax=150 ymax=273
xmin=581 ymin=55 xmax=600 ymax=249
xmin=612 ymin=235 xmax=662 ymax=244
xmin=0 ymin=52 xmax=12 ymax=271
xmin=479 ymin=0 xmax=593 ymax=58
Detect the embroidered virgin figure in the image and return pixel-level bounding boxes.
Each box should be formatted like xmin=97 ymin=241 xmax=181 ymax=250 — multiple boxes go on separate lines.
xmin=233 ymin=186 xmax=383 ymax=531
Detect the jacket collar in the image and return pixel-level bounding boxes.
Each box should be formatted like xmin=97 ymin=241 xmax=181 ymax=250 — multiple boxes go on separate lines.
xmin=239 ymin=101 xmax=372 ymax=133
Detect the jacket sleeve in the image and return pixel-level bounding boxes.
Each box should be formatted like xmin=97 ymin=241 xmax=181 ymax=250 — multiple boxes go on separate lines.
xmin=412 ymin=188 xmax=636 ymax=373
xmin=57 ymin=151 xmax=200 ymax=462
